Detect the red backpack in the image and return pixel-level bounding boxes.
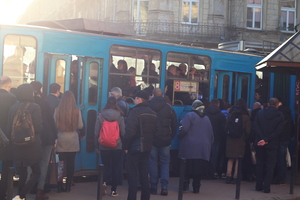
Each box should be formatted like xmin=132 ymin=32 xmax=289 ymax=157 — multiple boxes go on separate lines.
xmin=99 ymin=114 xmax=120 ymax=148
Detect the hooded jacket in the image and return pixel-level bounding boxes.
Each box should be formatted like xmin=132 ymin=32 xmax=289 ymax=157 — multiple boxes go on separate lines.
xmin=148 ymin=97 xmax=178 ymax=147
xmin=205 ymin=105 xmax=226 ymax=143
xmin=94 ymin=108 xmax=125 ymax=150
xmin=254 ymin=106 xmax=284 ymax=149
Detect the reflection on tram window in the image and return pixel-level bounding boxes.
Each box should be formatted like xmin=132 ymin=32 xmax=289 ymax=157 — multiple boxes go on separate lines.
xmin=166 ymin=52 xmax=211 ymax=105
xmin=109 ymin=45 xmax=161 ymax=99
xmin=88 ymin=62 xmax=99 ymax=106
xmin=3 ymin=35 xmax=37 ymax=88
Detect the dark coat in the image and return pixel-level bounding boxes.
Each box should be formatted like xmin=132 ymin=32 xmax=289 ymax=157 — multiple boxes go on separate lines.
xmin=34 ymin=95 xmax=57 ymax=146
xmin=178 ymin=111 xmax=214 ymax=160
xmin=45 ymin=94 xmax=60 ymax=116
xmin=254 ymin=106 xmax=284 ymax=149
xmin=7 ymin=84 xmax=43 ymax=166
xmin=94 ymin=108 xmax=125 ymax=150
xmin=0 ymin=89 xmax=17 ymax=161
xmin=226 ymin=106 xmax=251 ymax=158
xmin=205 ymin=105 xmax=226 ymax=143
xmin=117 ymin=97 xmax=130 ymax=118
xmin=123 ymin=102 xmax=157 ymax=152
xmin=7 ymin=102 xmax=43 ymax=166
xmin=278 ymin=105 xmax=293 ymax=142
xmin=148 ymin=97 xmax=178 ymax=147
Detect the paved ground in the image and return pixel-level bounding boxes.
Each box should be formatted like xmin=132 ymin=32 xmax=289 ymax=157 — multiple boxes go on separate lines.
xmin=19 ymin=177 xmax=300 ymax=200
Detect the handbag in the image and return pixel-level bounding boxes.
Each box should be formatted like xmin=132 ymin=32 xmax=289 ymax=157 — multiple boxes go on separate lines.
xmin=251 ymin=145 xmax=256 ymax=165
xmin=0 ymin=128 xmax=9 ymax=149
xmin=48 ymin=148 xmax=58 ymax=185
xmin=286 ymin=148 xmax=291 ymax=167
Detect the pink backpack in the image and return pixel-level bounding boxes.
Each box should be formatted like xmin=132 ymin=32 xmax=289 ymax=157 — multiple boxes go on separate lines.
xmin=99 ymin=114 xmax=120 ymax=148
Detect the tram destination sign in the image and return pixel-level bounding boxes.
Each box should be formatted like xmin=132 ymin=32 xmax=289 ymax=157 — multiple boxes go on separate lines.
xmin=174 ymin=80 xmax=198 ymax=93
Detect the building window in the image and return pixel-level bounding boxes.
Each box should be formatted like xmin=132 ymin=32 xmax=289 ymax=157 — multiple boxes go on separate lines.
xmin=133 ymin=0 xmax=149 ymax=22
xmin=280 ymin=0 xmax=296 ymax=32
xmin=246 ymin=0 xmax=262 ymax=29
xmin=182 ymin=0 xmax=199 ymax=24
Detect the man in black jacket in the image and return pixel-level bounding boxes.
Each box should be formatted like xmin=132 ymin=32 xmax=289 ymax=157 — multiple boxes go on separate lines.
xmin=148 ymin=88 xmax=177 ymax=196
xmin=0 ymin=76 xmax=17 ymax=200
xmin=273 ymin=98 xmax=293 ymax=184
xmin=123 ymin=90 xmax=157 ymax=200
xmin=254 ymin=98 xmax=284 ymax=193
xmin=205 ymin=98 xmax=226 ymax=179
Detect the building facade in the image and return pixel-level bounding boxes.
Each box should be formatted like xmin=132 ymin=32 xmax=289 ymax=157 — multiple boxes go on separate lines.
xmin=18 ymin=0 xmax=299 ymax=51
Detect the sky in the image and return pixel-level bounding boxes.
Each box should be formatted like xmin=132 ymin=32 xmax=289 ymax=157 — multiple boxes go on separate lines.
xmin=0 ymin=0 xmax=34 ymax=24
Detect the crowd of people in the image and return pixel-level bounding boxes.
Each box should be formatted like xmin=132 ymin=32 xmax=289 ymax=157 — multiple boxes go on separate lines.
xmin=0 ymin=73 xmax=293 ymax=200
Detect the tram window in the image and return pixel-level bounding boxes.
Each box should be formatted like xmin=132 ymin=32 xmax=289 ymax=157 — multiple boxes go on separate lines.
xmin=70 ymin=58 xmax=83 ymax=103
xmin=214 ymin=73 xmax=218 ymax=98
xmin=88 ymin=62 xmax=99 ymax=106
xmin=166 ymin=52 xmax=211 ymax=105
xmin=222 ymin=74 xmax=230 ymax=102
xmin=3 ymin=35 xmax=37 ymax=88
xmin=86 ymin=109 xmax=97 ymax=153
xmin=109 ymin=45 xmax=161 ymax=100
xmin=241 ymin=76 xmax=249 ymax=101
xmin=43 ymin=58 xmax=50 ymax=95
xmin=55 ymin=60 xmax=66 ymax=93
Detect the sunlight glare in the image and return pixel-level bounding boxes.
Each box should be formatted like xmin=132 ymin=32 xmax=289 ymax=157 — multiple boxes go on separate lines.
xmin=0 ymin=0 xmax=34 ymax=24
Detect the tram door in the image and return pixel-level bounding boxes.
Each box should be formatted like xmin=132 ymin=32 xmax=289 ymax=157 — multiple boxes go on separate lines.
xmin=43 ymin=53 xmax=103 ymax=171
xmin=76 ymin=57 xmax=102 ymax=171
xmin=215 ymin=71 xmax=251 ymax=106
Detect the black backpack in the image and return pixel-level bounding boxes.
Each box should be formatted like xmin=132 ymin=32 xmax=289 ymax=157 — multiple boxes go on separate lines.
xmin=11 ymin=103 xmax=36 ymax=146
xmin=226 ymin=113 xmax=243 ymax=139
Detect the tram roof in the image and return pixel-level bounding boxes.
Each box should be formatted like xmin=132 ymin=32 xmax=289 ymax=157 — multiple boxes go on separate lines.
xmin=27 ymin=18 xmax=136 ymax=37
xmin=255 ymin=30 xmax=300 ymax=75
xmin=1 ymin=21 xmax=264 ymax=58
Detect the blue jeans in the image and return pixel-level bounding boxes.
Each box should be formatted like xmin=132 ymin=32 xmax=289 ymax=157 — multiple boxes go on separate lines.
xmin=37 ymin=145 xmax=53 ymax=190
xmin=148 ymin=146 xmax=170 ymax=190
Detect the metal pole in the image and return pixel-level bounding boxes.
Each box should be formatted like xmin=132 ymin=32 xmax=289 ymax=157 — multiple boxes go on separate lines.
xmin=235 ymin=156 xmax=243 ymax=200
xmin=178 ymin=159 xmax=186 ymax=200
xmin=97 ymin=164 xmax=104 ymax=200
xmin=7 ymin=167 xmax=14 ymax=200
xmin=290 ymin=154 xmax=296 ymax=194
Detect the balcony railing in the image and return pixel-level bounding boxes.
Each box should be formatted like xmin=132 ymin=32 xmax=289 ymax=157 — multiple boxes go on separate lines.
xmin=129 ymin=21 xmax=237 ymax=42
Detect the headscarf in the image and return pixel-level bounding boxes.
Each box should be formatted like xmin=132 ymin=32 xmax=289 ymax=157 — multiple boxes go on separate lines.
xmin=192 ymin=100 xmax=205 ymax=117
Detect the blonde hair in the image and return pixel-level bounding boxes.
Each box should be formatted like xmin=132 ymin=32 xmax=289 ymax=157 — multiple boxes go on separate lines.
xmin=55 ymin=90 xmax=79 ymax=131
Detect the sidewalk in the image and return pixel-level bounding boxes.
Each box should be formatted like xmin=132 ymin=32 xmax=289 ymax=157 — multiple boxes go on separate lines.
xmin=22 ymin=177 xmax=300 ymax=200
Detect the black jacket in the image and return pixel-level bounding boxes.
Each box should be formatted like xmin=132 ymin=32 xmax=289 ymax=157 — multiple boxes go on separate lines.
xmin=34 ymin=95 xmax=57 ymax=146
xmin=0 ymin=89 xmax=17 ymax=161
xmin=148 ymin=97 xmax=178 ymax=147
xmin=7 ymin=84 xmax=43 ymax=166
xmin=254 ymin=106 xmax=284 ymax=149
xmin=278 ymin=105 xmax=293 ymax=142
xmin=123 ymin=102 xmax=157 ymax=152
xmin=205 ymin=105 xmax=226 ymax=143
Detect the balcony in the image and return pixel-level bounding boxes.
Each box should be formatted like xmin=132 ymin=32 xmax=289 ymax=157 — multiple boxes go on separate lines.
xmin=130 ymin=21 xmax=238 ymax=44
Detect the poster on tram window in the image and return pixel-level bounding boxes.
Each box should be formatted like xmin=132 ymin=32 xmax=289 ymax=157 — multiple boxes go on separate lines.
xmin=173 ymin=80 xmax=198 ymax=93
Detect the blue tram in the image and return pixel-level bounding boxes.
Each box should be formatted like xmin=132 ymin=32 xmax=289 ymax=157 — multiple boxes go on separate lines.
xmin=0 ymin=24 xmax=294 ymax=174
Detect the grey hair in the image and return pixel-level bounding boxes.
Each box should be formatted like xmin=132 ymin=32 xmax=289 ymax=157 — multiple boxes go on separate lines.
xmin=110 ymin=87 xmax=122 ymax=98
xmin=0 ymin=75 xmax=12 ymax=89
